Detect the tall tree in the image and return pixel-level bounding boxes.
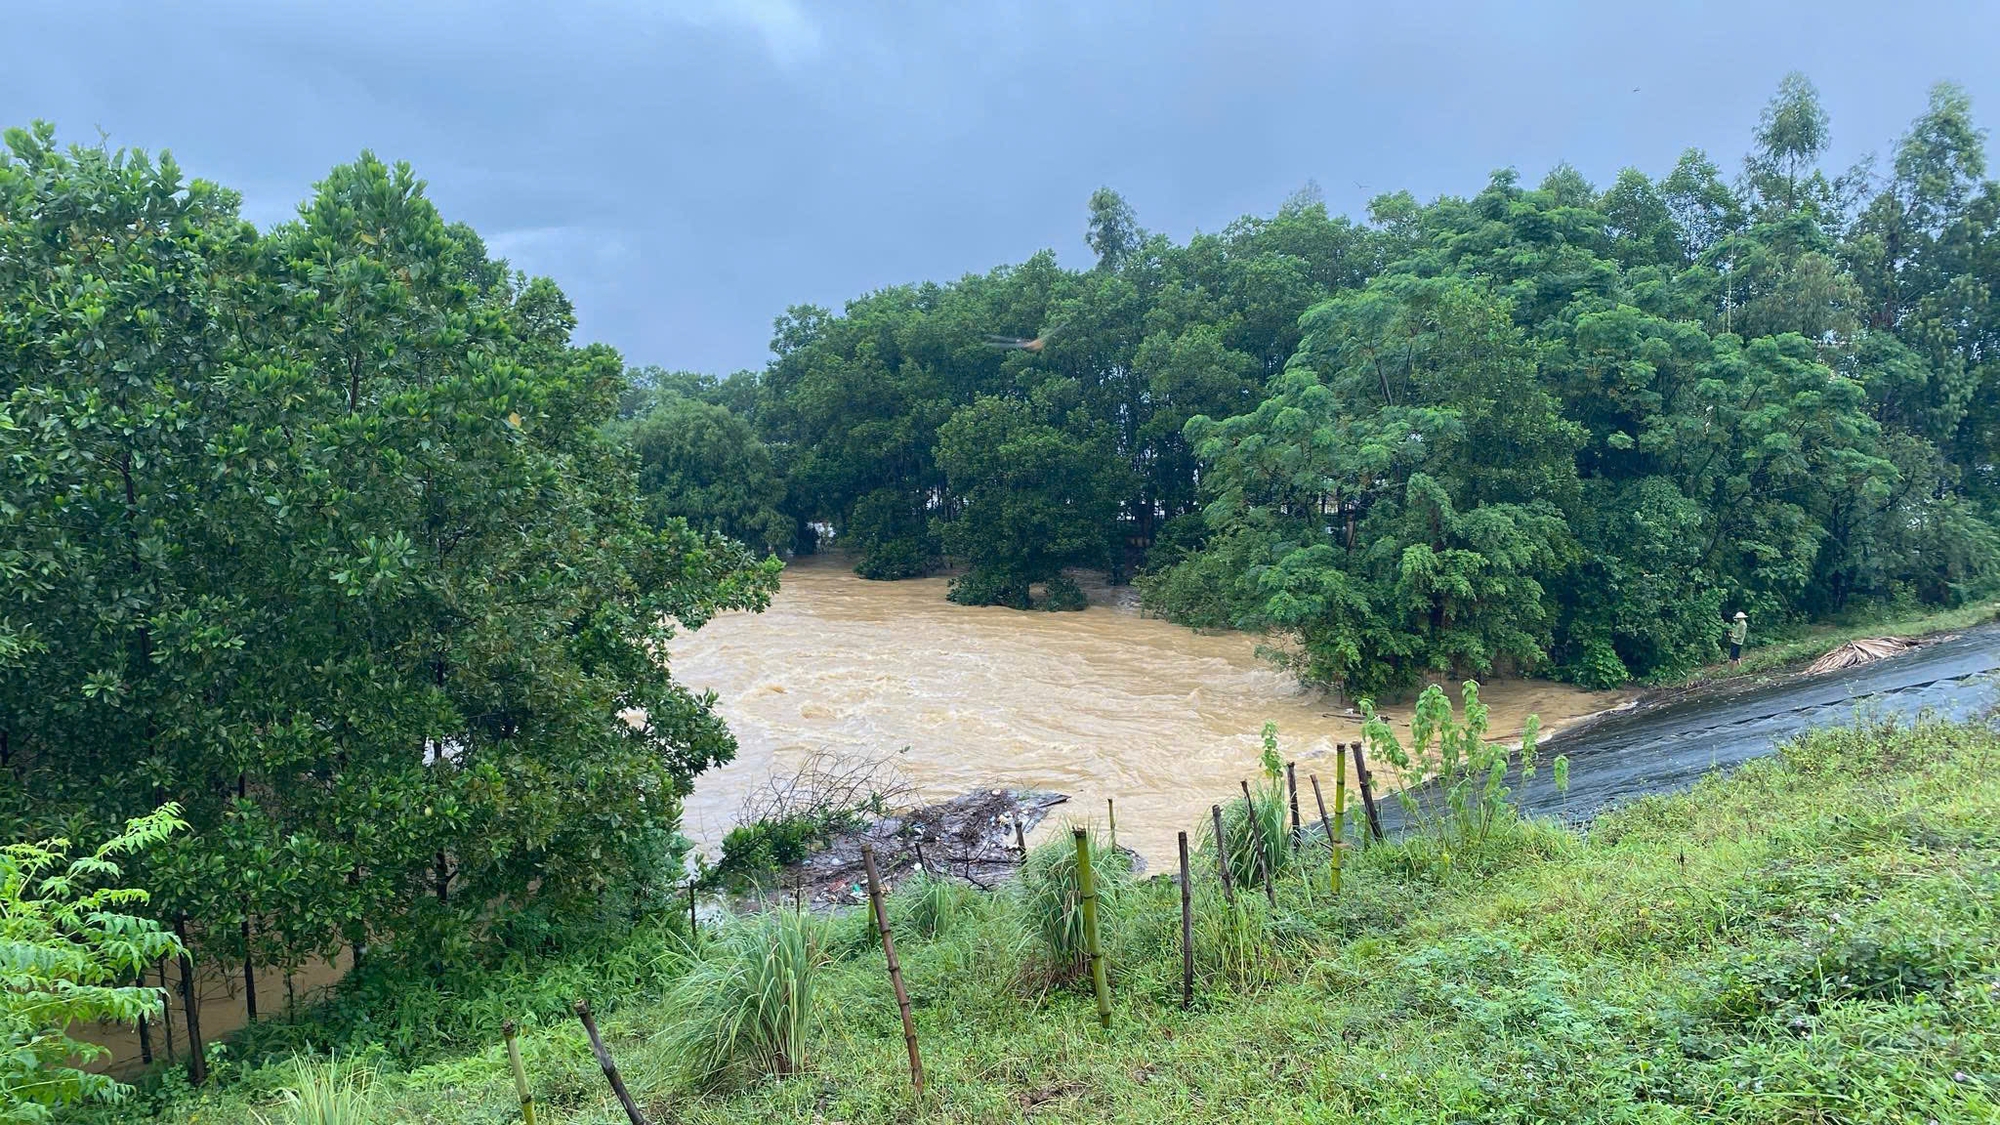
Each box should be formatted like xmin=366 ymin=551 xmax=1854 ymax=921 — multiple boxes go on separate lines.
xmin=0 ymin=126 xmax=779 ymax=981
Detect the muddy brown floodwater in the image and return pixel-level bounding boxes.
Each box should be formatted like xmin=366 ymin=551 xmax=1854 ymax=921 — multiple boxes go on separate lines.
xmin=673 ymin=555 xmax=1634 ymax=870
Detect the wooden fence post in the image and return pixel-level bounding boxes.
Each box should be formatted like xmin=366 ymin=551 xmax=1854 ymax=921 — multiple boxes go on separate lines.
xmin=1332 ymin=746 xmax=1350 ymax=892
xmin=1350 ymin=741 xmax=1385 ymax=842
xmin=1304 ymin=776 xmax=1336 ymax=896
xmin=861 ymin=844 xmax=925 ymax=1099
xmin=134 ymin=972 xmax=153 ymax=1065
xmin=1073 ymin=829 xmax=1112 ymax=1029
xmin=1106 ymin=798 xmax=1117 ymax=852
xmin=158 ymin=961 xmax=175 ymax=1063
xmin=574 ymin=1000 xmax=648 ymax=1125
xmin=1209 ymin=804 xmax=1234 ymax=905
xmin=1012 ymin=810 xmax=1028 ymax=856
xmin=503 ymin=1020 xmax=538 ymax=1125
xmin=1287 ymin=762 xmax=1302 ymax=851
xmin=1177 ymin=830 xmax=1193 ymax=1011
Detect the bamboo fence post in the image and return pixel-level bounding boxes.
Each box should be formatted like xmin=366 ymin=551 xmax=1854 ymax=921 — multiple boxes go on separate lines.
xmin=1332 ymin=746 xmax=1350 ymax=893
xmin=573 ymin=1000 xmax=648 ymax=1125
xmin=1012 ymin=810 xmax=1028 ymax=856
xmin=1177 ymin=830 xmax=1193 ymax=1011
xmin=1287 ymin=762 xmax=1303 ymax=851
xmin=1107 ymin=798 xmax=1117 ymax=852
xmin=503 ymin=1020 xmax=538 ymax=1125
xmin=861 ymin=844 xmax=925 ymax=1099
xmin=1240 ymin=780 xmax=1276 ymax=908
xmin=1073 ymin=829 xmax=1112 ymax=1029
xmin=1209 ymin=804 xmax=1234 ymax=905
xmin=173 ymin=913 xmax=207 ymax=1086
xmin=1351 ymin=741 xmax=1385 ymax=842
xmin=1304 ymin=768 xmax=1336 ymax=884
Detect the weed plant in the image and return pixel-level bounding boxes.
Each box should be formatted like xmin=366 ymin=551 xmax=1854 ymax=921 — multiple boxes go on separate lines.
xmin=1363 ymin=681 xmax=1565 ymax=854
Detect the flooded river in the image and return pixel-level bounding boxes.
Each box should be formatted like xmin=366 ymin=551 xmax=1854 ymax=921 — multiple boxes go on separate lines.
xmin=672 ymin=556 xmax=1632 ymax=867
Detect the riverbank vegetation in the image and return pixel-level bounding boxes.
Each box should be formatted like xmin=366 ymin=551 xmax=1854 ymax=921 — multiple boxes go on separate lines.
xmin=620 ymin=74 xmax=2000 ymax=694
xmin=81 ymin=714 xmax=2000 ymax=1123
xmin=0 ymin=122 xmax=779 ymax=1090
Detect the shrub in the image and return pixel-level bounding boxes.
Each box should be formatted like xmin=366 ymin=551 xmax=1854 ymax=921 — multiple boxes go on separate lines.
xmin=854 ymin=537 xmax=933 ymax=580
xmin=708 ymin=816 xmax=838 ymax=891
xmin=1198 ymin=724 xmax=1292 ymax=890
xmin=1204 ymin=780 xmax=1290 ymax=891
xmin=1569 ymin=639 xmax=1630 ymax=689
xmin=659 ymin=909 xmax=828 ymax=1088
xmin=1191 ymin=885 xmax=1279 ymax=988
xmin=889 ymin=870 xmax=976 ymax=940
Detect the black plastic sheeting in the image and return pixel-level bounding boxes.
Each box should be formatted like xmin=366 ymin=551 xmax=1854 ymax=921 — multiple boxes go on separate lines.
xmin=1375 ymin=624 xmax=2000 ymax=833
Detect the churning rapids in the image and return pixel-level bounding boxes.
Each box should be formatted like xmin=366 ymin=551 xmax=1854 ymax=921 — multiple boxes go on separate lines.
xmin=671 ymin=555 xmax=1634 ymax=868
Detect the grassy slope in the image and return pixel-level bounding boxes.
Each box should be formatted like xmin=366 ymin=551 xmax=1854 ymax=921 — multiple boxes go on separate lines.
xmin=121 ymin=718 xmax=2000 ymax=1124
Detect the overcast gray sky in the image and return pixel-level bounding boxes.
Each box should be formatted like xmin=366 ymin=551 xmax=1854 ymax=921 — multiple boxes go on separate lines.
xmin=9 ymin=1 xmax=1998 ymax=373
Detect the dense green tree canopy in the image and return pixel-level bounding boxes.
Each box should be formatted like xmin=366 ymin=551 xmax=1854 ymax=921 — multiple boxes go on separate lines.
xmin=609 ymin=376 xmax=791 ymax=556
xmin=0 ymin=125 xmax=779 ymax=982
xmin=713 ymin=74 xmax=1997 ymax=695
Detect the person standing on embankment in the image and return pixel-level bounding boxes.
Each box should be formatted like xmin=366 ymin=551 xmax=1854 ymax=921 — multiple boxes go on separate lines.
xmin=1729 ymin=610 xmax=1748 ymax=667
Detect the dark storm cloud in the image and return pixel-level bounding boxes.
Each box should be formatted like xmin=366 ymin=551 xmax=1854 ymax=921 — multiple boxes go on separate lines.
xmin=9 ymin=1 xmax=1999 ymax=372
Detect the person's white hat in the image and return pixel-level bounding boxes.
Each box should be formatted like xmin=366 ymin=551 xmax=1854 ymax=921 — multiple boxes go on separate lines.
xmin=1733 ymin=611 xmax=1748 ymax=619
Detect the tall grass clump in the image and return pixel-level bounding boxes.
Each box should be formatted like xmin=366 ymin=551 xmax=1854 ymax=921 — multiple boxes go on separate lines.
xmin=889 ymin=869 xmax=977 ymax=940
xmin=250 ymin=1055 xmax=376 ymax=1125
xmin=659 ymin=908 xmax=828 ymax=1088
xmin=1016 ymin=828 xmax=1130 ymax=973
xmin=1209 ymin=781 xmax=1288 ymax=889
xmin=1191 ymin=883 xmax=1278 ymax=988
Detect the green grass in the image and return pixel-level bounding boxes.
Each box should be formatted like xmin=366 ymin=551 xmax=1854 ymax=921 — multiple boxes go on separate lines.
xmin=91 ymin=717 xmax=2000 ymax=1124
xmin=1666 ymin=597 xmax=2000 ymax=687
xmin=657 ymin=909 xmax=826 ymax=1089
xmin=247 ymin=1055 xmax=377 ymax=1125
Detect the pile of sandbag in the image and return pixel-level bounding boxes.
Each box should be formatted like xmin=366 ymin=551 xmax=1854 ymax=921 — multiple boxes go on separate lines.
xmin=1804 ymin=636 xmax=1924 ymax=677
